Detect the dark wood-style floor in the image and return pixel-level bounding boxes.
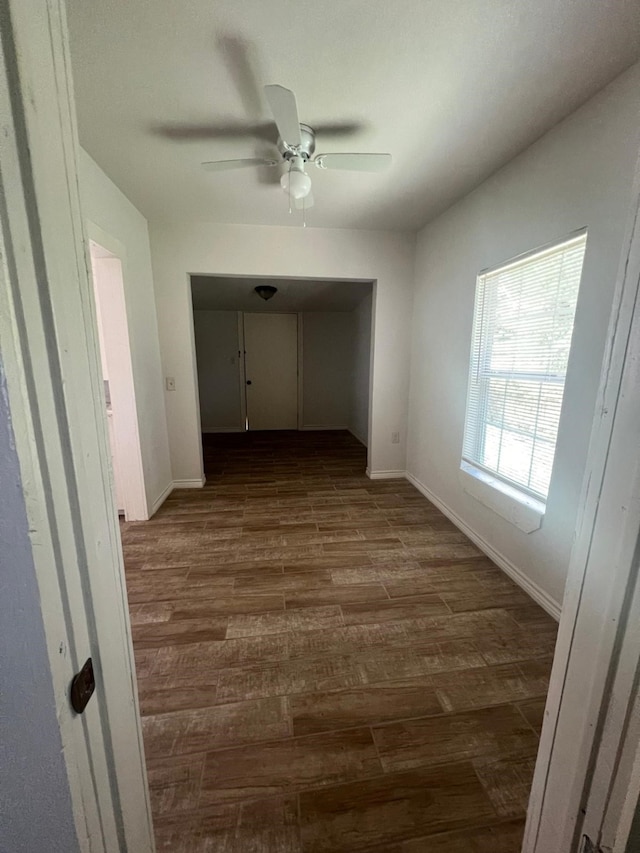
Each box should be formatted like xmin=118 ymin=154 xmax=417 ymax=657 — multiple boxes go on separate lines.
xmin=121 ymin=431 xmax=558 ymax=852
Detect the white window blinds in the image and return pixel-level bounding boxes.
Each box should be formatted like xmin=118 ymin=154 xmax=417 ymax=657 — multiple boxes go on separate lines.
xmin=462 ymin=232 xmax=587 ymax=501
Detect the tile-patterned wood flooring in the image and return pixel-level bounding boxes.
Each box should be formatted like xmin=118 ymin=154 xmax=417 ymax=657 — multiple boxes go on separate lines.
xmin=121 ymin=431 xmax=558 ymax=852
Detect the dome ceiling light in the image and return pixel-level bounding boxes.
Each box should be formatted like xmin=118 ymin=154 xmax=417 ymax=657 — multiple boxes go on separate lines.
xmin=255 ymin=285 xmax=278 ymax=301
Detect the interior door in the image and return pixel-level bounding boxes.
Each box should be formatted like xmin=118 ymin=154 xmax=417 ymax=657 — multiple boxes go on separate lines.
xmin=244 ymin=313 xmax=298 ymax=430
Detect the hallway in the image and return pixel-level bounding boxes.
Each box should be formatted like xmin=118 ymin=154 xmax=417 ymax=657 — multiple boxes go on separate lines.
xmin=121 ymin=431 xmax=557 ymax=852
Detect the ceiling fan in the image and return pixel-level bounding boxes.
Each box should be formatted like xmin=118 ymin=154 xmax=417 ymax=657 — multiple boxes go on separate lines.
xmin=201 ymin=85 xmax=392 ymax=211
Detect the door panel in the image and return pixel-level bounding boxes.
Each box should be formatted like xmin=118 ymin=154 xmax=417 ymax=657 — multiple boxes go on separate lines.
xmin=244 ymin=313 xmax=298 ymax=430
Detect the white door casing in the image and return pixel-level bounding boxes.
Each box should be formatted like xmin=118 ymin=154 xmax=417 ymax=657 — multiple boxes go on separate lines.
xmin=0 ymin=0 xmax=153 ymax=850
xmin=4 ymin=0 xmax=640 ymax=850
xmin=243 ymin=312 xmax=298 ymax=430
xmin=238 ymin=310 xmax=248 ymax=430
xmin=106 ymin=411 xmax=126 ymax=512
xmin=90 ymin=247 xmax=126 ymax=514
xmin=89 ymin=240 xmax=148 ymax=521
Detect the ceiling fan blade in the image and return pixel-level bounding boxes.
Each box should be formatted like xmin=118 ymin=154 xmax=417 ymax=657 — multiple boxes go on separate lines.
xmin=264 ymin=84 xmax=302 ymax=147
xmin=202 ymin=158 xmax=278 ymax=172
xmin=294 ymin=192 xmax=314 ymax=210
xmin=314 ymin=153 xmax=391 ymax=172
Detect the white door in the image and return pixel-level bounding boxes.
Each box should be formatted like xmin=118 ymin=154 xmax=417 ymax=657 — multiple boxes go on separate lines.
xmin=244 ymin=313 xmax=298 ymax=430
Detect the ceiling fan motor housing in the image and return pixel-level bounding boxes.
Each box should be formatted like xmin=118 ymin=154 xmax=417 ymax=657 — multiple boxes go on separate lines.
xmin=278 ymin=123 xmax=316 ymax=160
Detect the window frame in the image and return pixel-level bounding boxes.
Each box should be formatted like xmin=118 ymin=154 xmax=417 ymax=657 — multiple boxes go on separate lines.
xmin=461 ymin=229 xmax=587 ymax=521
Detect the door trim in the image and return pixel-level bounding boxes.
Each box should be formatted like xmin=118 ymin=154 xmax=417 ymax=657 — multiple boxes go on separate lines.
xmin=0 ymin=0 xmax=153 ymax=848
xmin=297 ymin=312 xmax=304 ymax=430
xmin=237 ymin=310 xmax=247 ymax=430
xmin=88 ymin=221 xmax=148 ymax=521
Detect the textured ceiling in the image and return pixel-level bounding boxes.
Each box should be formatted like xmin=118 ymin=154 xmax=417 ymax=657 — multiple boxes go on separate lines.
xmin=67 ymin=0 xmax=640 ymax=231
xmin=191 ymin=276 xmax=372 ymax=312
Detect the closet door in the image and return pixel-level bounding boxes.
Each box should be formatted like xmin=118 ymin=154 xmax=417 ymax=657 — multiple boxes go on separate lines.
xmin=243 ymin=313 xmax=298 ymax=429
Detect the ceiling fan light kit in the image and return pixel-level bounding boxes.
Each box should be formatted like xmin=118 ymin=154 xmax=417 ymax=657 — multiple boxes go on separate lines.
xmin=201 ymin=84 xmax=391 ymax=220
xmin=280 ymin=158 xmax=312 ymax=200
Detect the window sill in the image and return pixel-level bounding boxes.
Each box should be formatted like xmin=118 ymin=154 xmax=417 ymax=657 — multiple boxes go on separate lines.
xmin=459 ymin=462 xmax=545 ymax=533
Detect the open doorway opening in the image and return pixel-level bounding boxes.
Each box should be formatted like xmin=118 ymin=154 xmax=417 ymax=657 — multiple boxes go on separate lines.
xmin=189 ymin=275 xmax=374 ymax=468
xmin=89 ymin=239 xmax=148 ymax=520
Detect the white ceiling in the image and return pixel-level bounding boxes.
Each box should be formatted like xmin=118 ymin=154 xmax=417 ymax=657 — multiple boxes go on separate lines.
xmin=67 ymin=0 xmax=640 ymax=232
xmin=191 ymin=276 xmax=372 ymax=312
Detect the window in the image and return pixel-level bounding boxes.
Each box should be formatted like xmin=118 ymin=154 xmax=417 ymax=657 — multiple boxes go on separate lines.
xmin=462 ymin=232 xmax=587 ymax=504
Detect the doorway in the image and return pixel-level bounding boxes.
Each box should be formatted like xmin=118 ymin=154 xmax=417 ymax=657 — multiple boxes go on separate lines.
xmin=189 ymin=274 xmax=374 ymax=459
xmin=89 ymin=238 xmax=148 ymax=520
xmin=7 ymin=0 xmax=640 ymax=844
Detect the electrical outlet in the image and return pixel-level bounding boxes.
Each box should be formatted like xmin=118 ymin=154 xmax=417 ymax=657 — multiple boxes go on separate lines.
xmin=391 ymin=431 xmax=400 ymax=444
xmin=165 ymin=377 xmax=176 ymax=392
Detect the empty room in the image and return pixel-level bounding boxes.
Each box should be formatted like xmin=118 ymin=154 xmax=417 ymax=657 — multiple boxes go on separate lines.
xmin=2 ymin=2 xmax=640 ymax=853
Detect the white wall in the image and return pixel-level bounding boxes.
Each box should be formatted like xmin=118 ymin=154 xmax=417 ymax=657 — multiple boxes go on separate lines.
xmin=193 ymin=311 xmax=242 ymax=431
xmin=192 ymin=309 xmax=368 ymax=434
xmin=351 ymin=293 xmax=373 ymax=446
xmin=150 ymin=225 xmax=415 ymax=481
xmin=79 ymin=150 xmax=172 ymax=512
xmin=302 ymin=312 xmax=353 ymax=429
xmin=407 ymin=63 xmax=640 ymax=610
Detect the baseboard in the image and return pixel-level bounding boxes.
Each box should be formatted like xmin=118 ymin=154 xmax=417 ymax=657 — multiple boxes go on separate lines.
xmin=348 ymin=427 xmax=368 ymax=447
xmin=202 ymin=427 xmax=244 ymax=433
xmin=300 ymin=425 xmax=350 ymax=431
xmin=150 ymin=481 xmax=173 ymax=516
xmin=367 ymin=469 xmax=406 ymax=480
xmin=172 ymin=477 xmax=206 ymax=489
xmin=405 ymin=470 xmax=562 ymax=621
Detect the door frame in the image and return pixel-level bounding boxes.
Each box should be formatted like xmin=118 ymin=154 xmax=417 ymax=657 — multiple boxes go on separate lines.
xmin=525 ymin=154 xmax=640 ymax=851
xmin=297 ymin=312 xmax=304 ymax=430
xmin=188 ymin=274 xmax=376 ymax=468
xmin=7 ymin=2 xmax=640 ymax=847
xmin=0 ymin=0 xmax=153 ymax=849
xmin=88 ymin=223 xmax=148 ymax=521
xmin=237 ymin=309 xmax=248 ymax=429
